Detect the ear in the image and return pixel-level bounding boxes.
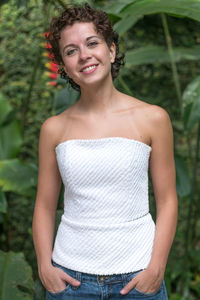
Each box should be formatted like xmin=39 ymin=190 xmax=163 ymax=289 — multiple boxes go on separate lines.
xmin=109 ymin=42 xmax=116 ymax=63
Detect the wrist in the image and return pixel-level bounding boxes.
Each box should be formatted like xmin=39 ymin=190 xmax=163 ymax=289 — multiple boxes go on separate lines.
xmin=38 ymin=259 xmax=53 ymax=272
xmin=147 ymin=262 xmax=166 ymax=277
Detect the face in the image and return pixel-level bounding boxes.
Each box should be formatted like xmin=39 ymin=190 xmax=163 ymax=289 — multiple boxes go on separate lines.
xmin=59 ymin=22 xmax=116 ymax=89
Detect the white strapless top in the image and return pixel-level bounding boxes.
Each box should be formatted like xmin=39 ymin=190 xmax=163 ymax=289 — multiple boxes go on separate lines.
xmin=52 ymin=137 xmax=155 ymax=275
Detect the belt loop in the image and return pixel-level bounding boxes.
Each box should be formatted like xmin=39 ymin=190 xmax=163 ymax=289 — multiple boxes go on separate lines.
xmin=76 ymin=270 xmax=81 ymax=282
xmin=72 ymin=271 xmax=81 ymax=290
xmin=122 ymin=273 xmax=127 ymax=283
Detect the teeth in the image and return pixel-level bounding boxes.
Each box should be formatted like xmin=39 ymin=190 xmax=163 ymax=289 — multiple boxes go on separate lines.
xmin=82 ymin=65 xmax=96 ymax=72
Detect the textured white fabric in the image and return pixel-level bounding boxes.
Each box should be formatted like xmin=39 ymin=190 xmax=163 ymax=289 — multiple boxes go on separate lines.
xmin=52 ymin=137 xmax=155 ymax=275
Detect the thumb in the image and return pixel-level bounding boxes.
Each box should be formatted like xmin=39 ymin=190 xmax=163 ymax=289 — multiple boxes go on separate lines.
xmin=62 ymin=272 xmax=81 ymax=287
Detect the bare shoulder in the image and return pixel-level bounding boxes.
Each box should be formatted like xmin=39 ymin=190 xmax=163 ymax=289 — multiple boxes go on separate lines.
xmin=124 ymin=95 xmax=173 ymax=145
xmin=142 ymin=104 xmax=173 ymax=148
xmin=144 ymin=104 xmax=171 ymax=126
xmin=39 ymin=110 xmax=69 ymax=148
xmin=125 ymin=95 xmax=171 ymax=126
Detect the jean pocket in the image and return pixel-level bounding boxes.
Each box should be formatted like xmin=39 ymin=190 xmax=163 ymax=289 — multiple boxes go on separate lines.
xmin=47 ymin=283 xmax=70 ymax=297
xmin=134 ymin=280 xmax=163 ymax=297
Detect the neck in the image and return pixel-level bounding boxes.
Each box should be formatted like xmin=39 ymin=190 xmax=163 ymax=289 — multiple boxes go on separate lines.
xmin=77 ymin=77 xmax=120 ymax=115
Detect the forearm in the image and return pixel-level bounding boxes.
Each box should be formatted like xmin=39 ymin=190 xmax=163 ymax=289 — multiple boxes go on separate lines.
xmin=148 ymin=198 xmax=178 ymax=274
xmin=32 ymin=203 xmax=56 ymax=270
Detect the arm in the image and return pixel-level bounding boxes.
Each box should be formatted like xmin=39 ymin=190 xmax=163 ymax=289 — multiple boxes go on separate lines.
xmin=32 ymin=117 xmax=62 ymax=270
xmin=32 ymin=117 xmax=80 ymax=293
xmin=147 ymin=107 xmax=178 ymax=276
xmin=121 ymin=106 xmax=178 ymax=295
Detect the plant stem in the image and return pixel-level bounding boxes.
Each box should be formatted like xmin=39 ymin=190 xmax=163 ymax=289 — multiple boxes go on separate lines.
xmin=161 ymin=13 xmax=182 ymax=116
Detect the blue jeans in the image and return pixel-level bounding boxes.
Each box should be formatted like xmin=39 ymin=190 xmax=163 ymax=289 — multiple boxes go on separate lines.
xmin=46 ymin=261 xmax=168 ymax=299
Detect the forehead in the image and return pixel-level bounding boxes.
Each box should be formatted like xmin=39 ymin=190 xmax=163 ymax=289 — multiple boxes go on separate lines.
xmin=59 ymin=22 xmax=101 ymax=46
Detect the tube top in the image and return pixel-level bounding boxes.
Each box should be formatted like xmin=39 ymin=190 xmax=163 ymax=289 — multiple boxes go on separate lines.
xmin=52 ymin=137 xmax=155 ymax=275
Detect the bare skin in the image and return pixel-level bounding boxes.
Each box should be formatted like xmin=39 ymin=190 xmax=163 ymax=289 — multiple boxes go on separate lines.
xmin=32 ymin=21 xmax=178 ymax=295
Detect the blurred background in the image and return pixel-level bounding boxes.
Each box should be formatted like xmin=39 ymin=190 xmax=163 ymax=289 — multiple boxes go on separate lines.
xmin=0 ymin=0 xmax=200 ymax=299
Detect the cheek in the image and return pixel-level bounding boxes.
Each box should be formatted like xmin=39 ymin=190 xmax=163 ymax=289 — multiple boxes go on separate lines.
xmin=62 ymin=59 xmax=77 ymax=76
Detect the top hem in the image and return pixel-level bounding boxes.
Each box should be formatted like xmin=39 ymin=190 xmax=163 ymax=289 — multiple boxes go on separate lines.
xmin=51 ymin=257 xmax=148 ymax=276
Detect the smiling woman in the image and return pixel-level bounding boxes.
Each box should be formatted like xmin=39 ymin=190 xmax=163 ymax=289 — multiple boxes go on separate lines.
xmin=32 ymin=3 xmax=177 ymax=300
xmin=47 ymin=4 xmax=125 ymax=91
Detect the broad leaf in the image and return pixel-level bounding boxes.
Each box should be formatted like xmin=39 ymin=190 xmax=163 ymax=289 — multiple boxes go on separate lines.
xmin=0 ymin=120 xmax=22 ymax=159
xmin=0 ymin=94 xmax=12 ymax=126
xmin=175 ymin=155 xmax=191 ymax=197
xmin=183 ymin=76 xmax=200 ymax=130
xmin=0 ymin=251 xmax=33 ymax=300
xmin=121 ymin=0 xmax=200 ymax=22
xmin=0 ymin=94 xmax=22 ymax=159
xmin=113 ymin=15 xmax=142 ymax=35
xmin=108 ymin=0 xmax=200 ymax=33
xmin=125 ymin=46 xmax=200 ymax=67
xmin=105 ymin=0 xmax=137 ymax=14
xmin=0 ymin=159 xmax=37 ymax=196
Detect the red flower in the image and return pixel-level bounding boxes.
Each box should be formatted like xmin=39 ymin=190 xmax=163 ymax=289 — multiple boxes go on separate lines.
xmin=43 ymin=31 xmax=59 ymax=87
xmin=49 ymin=73 xmax=58 ymax=79
xmin=44 ymin=32 xmax=50 ymax=38
xmin=45 ymin=43 xmax=52 ymax=49
xmin=47 ymin=52 xmax=55 ymax=60
xmin=50 ymin=62 xmax=59 ymax=72
xmin=49 ymin=81 xmax=57 ymax=86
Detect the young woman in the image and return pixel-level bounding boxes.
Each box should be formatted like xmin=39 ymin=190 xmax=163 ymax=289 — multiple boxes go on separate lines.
xmin=32 ymin=3 xmax=178 ymax=300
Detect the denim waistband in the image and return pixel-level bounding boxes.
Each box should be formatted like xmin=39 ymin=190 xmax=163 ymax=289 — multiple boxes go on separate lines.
xmin=52 ymin=260 xmax=143 ymax=284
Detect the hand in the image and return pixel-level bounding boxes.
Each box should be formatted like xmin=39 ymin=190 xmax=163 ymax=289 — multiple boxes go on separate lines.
xmin=39 ymin=263 xmax=81 ymax=293
xmin=120 ymin=268 xmax=164 ymax=295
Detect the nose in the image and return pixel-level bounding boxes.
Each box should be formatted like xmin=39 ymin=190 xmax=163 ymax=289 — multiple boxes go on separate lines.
xmin=79 ymin=46 xmax=91 ymax=61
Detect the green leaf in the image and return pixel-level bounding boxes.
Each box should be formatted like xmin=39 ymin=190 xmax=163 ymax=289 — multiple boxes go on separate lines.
xmin=0 ymin=250 xmax=33 ymax=300
xmin=55 ymin=87 xmax=80 ymax=115
xmin=183 ymin=76 xmax=200 ymax=130
xmin=125 ymin=46 xmax=200 ymax=67
xmin=113 ymin=15 xmax=142 ymax=35
xmin=121 ymin=0 xmax=200 ymax=22
xmin=0 ymin=189 xmax=7 ymax=213
xmin=0 ymin=93 xmax=12 ymax=126
xmin=0 ymin=159 xmax=37 ymax=196
xmin=111 ymin=0 xmax=200 ymax=33
xmin=104 ymin=0 xmax=136 ymax=14
xmin=0 ymin=120 xmax=22 ymax=159
xmin=175 ymin=155 xmax=191 ymax=197
xmin=0 ymin=93 xmax=22 ymax=159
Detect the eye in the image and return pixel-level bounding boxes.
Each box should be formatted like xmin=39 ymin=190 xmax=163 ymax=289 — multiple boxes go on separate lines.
xmin=88 ymin=41 xmax=98 ymax=47
xmin=65 ymin=48 xmax=76 ymax=56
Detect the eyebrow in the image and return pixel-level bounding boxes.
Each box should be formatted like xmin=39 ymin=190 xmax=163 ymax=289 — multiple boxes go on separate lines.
xmin=62 ymin=36 xmax=101 ymax=54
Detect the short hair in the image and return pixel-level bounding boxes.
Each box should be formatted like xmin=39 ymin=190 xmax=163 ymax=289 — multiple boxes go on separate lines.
xmin=47 ymin=3 xmax=125 ymax=91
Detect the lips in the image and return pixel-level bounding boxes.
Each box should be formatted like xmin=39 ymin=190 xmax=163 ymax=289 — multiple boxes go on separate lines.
xmin=80 ymin=64 xmax=98 ymax=72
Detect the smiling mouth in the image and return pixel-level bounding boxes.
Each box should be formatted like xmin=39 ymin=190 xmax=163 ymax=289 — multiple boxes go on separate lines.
xmin=81 ymin=64 xmax=98 ymax=73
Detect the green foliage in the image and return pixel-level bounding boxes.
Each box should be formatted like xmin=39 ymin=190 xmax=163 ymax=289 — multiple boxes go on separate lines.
xmin=175 ymin=155 xmax=191 ymax=197
xmin=54 ymin=86 xmax=80 ymax=114
xmin=0 ymin=159 xmax=37 ymax=196
xmin=105 ymin=0 xmax=200 ymax=31
xmin=183 ymin=76 xmax=200 ymax=130
xmin=0 ymin=250 xmax=33 ymax=300
xmin=0 ymin=93 xmax=22 ymax=160
xmin=125 ymin=45 xmax=200 ymax=67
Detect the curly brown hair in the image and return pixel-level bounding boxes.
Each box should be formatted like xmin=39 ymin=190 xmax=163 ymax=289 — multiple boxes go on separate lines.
xmin=47 ymin=3 xmax=125 ymax=91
